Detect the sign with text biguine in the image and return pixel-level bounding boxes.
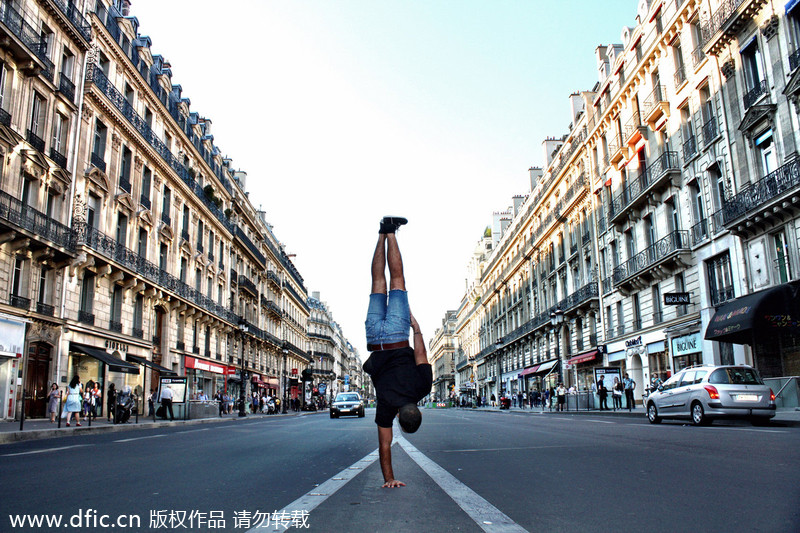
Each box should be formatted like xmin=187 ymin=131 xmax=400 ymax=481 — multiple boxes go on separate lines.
xmin=664 ymin=292 xmax=690 ymax=305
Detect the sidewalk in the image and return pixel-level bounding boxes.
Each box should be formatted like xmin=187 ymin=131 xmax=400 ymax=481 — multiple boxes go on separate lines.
xmin=0 ymin=410 xmax=317 ymax=445
xmin=457 ymin=404 xmax=800 ymax=427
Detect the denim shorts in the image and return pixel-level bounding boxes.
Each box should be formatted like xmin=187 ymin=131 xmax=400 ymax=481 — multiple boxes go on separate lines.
xmin=365 ymin=290 xmax=411 ymax=346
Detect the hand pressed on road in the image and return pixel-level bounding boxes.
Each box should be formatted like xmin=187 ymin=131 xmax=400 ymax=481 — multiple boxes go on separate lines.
xmin=382 ymin=479 xmax=406 ymax=488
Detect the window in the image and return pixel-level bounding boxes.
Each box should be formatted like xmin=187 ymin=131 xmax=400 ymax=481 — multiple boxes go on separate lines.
xmin=197 ymin=220 xmax=204 ymax=252
xmin=144 ymin=107 xmax=153 ymax=128
xmin=29 ymin=91 xmax=46 ymax=138
xmin=162 ymin=186 xmax=171 ymax=223
xmin=133 ymin=294 xmax=144 ymax=336
xmin=87 ymin=193 xmax=100 ymax=228
xmin=673 ymin=39 xmax=686 ymax=87
xmin=755 ymin=130 xmax=778 ymax=176
xmin=51 ymin=113 xmax=68 ymax=157
xmin=141 ymin=166 xmax=151 ymax=204
xmin=110 ymin=285 xmax=123 ymax=330
xmin=0 ymin=62 xmax=11 ymax=111
xmin=195 ymin=268 xmax=202 ymax=293
xmin=709 ymin=165 xmax=726 ymax=211
xmin=159 ymin=243 xmax=168 ymax=272
xmin=40 ymin=25 xmax=54 ymax=59
xmin=60 ymin=47 xmax=74 ymax=81
xmin=124 ymin=83 xmax=134 ymax=106
xmin=21 ymin=178 xmax=36 ymax=208
xmin=120 ymin=145 xmax=132 ymax=190
xmin=680 ymin=104 xmax=696 ymax=160
xmin=116 ymin=213 xmax=128 ymax=246
xmin=11 ymin=256 xmax=25 ymax=297
xmin=182 ymin=205 xmax=190 ymax=235
xmin=690 ymin=182 xmax=705 ymax=228
xmin=643 ymin=214 xmax=656 ymax=248
xmin=92 ymin=119 xmax=107 ymax=159
xmin=137 ymin=228 xmax=148 ymax=259
xmin=180 ymin=257 xmax=187 ymax=283
xmin=37 ymin=266 xmax=49 ymax=305
xmin=99 ymin=51 xmax=110 ymax=77
xmin=616 ymin=301 xmax=624 ymax=336
xmin=699 ymin=85 xmax=716 ymax=144
xmin=633 ymin=293 xmax=642 ymax=330
xmin=741 ymin=40 xmax=765 ymax=92
xmin=707 ymin=252 xmax=734 ymax=306
xmin=45 ymin=189 xmax=57 ymax=219
xmin=774 ymin=230 xmax=794 ymax=283
xmin=666 ymin=196 xmax=680 ymax=233
xmin=80 ymin=273 xmax=95 ymax=314
xmin=652 ymin=284 xmax=662 ymax=324
xmin=625 ymin=229 xmax=636 ymax=260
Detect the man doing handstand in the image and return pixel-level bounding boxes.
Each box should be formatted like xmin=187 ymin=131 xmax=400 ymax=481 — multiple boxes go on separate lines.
xmin=362 ymin=216 xmax=432 ymax=488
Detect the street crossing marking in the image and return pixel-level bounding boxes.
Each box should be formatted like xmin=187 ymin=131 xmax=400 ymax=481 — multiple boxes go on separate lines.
xmin=397 ymin=436 xmax=529 ymax=533
xmin=245 ymin=449 xmax=380 ymax=533
xmin=1 ymin=444 xmax=93 ymax=457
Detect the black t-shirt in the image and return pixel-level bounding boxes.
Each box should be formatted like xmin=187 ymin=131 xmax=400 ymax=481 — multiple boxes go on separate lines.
xmin=363 ymin=347 xmax=432 ymax=428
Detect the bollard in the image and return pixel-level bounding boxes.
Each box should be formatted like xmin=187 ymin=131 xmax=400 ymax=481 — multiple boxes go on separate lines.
xmin=135 ymin=395 xmax=139 ymax=424
xmin=19 ymin=389 xmax=26 ymax=431
xmin=57 ymin=392 xmax=63 ymax=429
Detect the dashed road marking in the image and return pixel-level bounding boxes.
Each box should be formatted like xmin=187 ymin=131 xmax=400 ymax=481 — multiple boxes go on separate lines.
xmin=1 ymin=444 xmax=93 ymax=456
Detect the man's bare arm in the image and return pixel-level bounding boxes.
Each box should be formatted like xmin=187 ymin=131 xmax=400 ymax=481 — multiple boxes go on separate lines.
xmin=409 ymin=312 xmax=427 ymax=366
xmin=378 ymin=426 xmax=405 ymax=488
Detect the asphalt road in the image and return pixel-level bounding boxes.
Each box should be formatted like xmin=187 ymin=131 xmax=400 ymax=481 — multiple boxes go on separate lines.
xmin=1 ymin=409 xmax=798 ymax=532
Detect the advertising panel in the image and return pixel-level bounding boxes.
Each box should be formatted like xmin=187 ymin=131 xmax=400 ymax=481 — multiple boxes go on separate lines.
xmin=594 ymin=367 xmax=622 ymax=390
xmin=159 ymin=376 xmax=187 ymax=404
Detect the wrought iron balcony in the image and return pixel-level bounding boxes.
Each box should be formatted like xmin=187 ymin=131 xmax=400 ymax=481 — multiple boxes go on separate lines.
xmin=608 ymin=151 xmax=680 ymax=224
xmin=722 ymin=159 xmax=800 ymax=233
xmin=642 ymin=85 xmax=668 ymax=127
xmin=691 ymin=218 xmax=711 ymax=246
xmin=49 ymin=147 xmax=67 ymax=169
xmin=176 ymin=340 xmax=185 ymax=351
xmin=582 ymin=232 xmax=591 ymax=247
xmin=602 ymin=276 xmax=614 ymax=294
xmin=161 ymin=212 xmax=171 ymax=226
xmin=196 ymin=241 xmax=204 ymax=253
xmin=612 ymin=230 xmax=690 ymax=293
xmin=234 ymin=227 xmax=266 ymax=267
xmin=0 ymin=107 xmax=10 ymax=127
xmin=119 ymin=175 xmax=131 ymax=193
xmin=78 ymin=310 xmax=95 ymax=325
xmin=0 ymin=189 xmax=74 ymax=253
xmin=267 ymin=270 xmax=281 ymax=288
xmin=682 ymin=135 xmax=697 ymax=161
xmin=711 ymin=285 xmax=736 ymax=307
xmin=36 ymin=301 xmax=54 ymax=316
xmin=181 ymin=229 xmax=190 ymax=242
xmin=132 ymin=327 xmax=144 ymax=339
xmin=90 ymin=152 xmax=106 ymax=173
xmin=791 ymin=48 xmax=800 ymax=72
xmin=691 ymin=46 xmax=705 ymax=68
xmin=557 ymin=281 xmax=599 ymax=313
xmin=140 ymin=195 xmax=151 ymax=210
xmin=608 ymin=133 xmax=626 ymax=166
xmin=230 ymin=269 xmax=238 ymax=284
xmin=10 ymin=294 xmax=30 ymax=310
xmin=238 ymin=274 xmax=258 ymax=296
xmin=109 ymin=320 xmax=123 ymax=333
xmin=0 ymin=1 xmax=53 ymax=76
xmin=193 ymin=346 xmax=200 ymax=355
xmin=267 ymin=300 xmax=282 ymax=317
xmin=50 ymin=0 xmax=92 ymax=42
xmin=674 ymin=65 xmax=687 ymax=88
xmin=743 ymin=79 xmax=767 ymax=110
xmin=26 ymin=129 xmax=45 ymax=152
xmin=653 ymin=310 xmax=664 ymax=324
xmin=701 ymin=0 xmax=757 ymax=56
xmin=702 ymin=115 xmax=719 ymax=145
xmin=58 ymin=73 xmax=76 ymax=102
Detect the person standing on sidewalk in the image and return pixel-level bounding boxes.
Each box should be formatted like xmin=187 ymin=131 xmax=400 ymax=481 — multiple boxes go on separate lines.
xmin=160 ymin=386 xmax=175 ymax=420
xmin=623 ymin=373 xmax=636 ymax=411
xmin=47 ymin=383 xmax=60 ymax=423
xmin=107 ymin=383 xmax=116 ymax=422
xmin=597 ymin=376 xmax=609 ymax=410
xmin=556 ymin=383 xmax=567 ymax=411
xmin=64 ymin=375 xmax=83 ymax=427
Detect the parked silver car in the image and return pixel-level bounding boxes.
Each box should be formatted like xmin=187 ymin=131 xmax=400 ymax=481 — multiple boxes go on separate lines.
xmin=330 ymin=392 xmax=365 ymax=418
xmin=646 ymin=365 xmax=776 ymax=426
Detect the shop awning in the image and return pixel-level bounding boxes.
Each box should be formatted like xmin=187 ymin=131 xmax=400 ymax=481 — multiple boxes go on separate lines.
xmin=567 ymin=350 xmax=599 ymax=365
xmin=127 ymin=354 xmax=177 ymax=376
xmin=519 ymin=360 xmax=558 ymax=377
xmin=705 ymin=281 xmax=800 ymax=344
xmin=266 ymin=379 xmax=279 ymax=388
xmin=519 ymin=365 xmax=541 ymax=377
xmin=69 ymin=343 xmax=140 ymax=374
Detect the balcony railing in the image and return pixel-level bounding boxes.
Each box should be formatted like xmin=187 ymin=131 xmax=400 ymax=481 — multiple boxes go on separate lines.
xmin=0 ymin=2 xmax=53 ymax=75
xmin=109 ymin=320 xmax=123 ymax=333
xmin=612 ymin=230 xmax=690 ymax=285
xmin=0 ymin=107 xmax=10 ymax=127
xmin=582 ymin=232 xmax=591 ymax=246
xmin=36 ymin=301 xmax=54 ymax=316
xmin=743 ymin=79 xmax=767 ymax=110
xmin=132 ymin=327 xmax=144 ymax=339
xmin=723 ymin=159 xmax=800 ymax=225
xmin=674 ymin=65 xmax=687 ymax=88
xmin=140 ymin=195 xmax=151 ymax=210
xmin=26 ymin=129 xmax=45 ymax=152
xmin=702 ymin=115 xmax=718 ymax=145
xmin=691 ymin=46 xmax=705 ymax=68
xmin=58 ymin=73 xmax=76 ymax=102
xmin=49 ymin=147 xmax=67 ymax=169
xmin=238 ymin=274 xmax=258 ymax=296
xmin=642 ymin=85 xmax=667 ymax=124
xmin=701 ymin=0 xmax=748 ymax=47
xmin=90 ymin=152 xmax=106 ymax=172
xmin=181 ymin=229 xmax=190 ymax=242
xmin=161 ymin=212 xmax=171 ymax=226
xmin=0 ymin=189 xmax=74 ymax=252
xmin=691 ymin=218 xmax=711 ymax=246
xmin=267 ymin=270 xmax=281 ymax=287
xmin=602 ymin=276 xmax=614 ymax=294
xmin=9 ymin=294 xmax=30 ymax=310
xmin=711 ymin=285 xmax=736 ymax=307
xmin=235 ymin=227 xmax=266 ymax=267
xmin=682 ymin=135 xmax=697 ymax=161
xmin=790 ymin=48 xmax=800 ymax=72
xmin=176 ymin=341 xmax=185 ymax=351
xmin=119 ymin=175 xmax=131 ymax=193
xmin=609 ymin=151 xmax=679 ymax=221
xmin=78 ymin=310 xmax=95 ymax=325
xmin=52 ymin=0 xmax=92 ymax=42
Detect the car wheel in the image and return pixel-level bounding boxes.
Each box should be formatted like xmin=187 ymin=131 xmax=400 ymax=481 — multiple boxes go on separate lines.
xmin=329 ymin=412 xmax=335 ymax=419
xmin=691 ymin=402 xmax=711 ymax=426
xmin=751 ymin=417 xmax=771 ymax=427
xmin=647 ymin=403 xmax=661 ymax=424
xmin=358 ymin=409 xmax=365 ymax=418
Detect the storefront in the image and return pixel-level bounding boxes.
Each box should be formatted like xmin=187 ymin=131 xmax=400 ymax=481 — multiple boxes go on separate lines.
xmin=670 ymin=332 xmax=703 ymax=371
xmin=705 ymin=280 xmax=800 ymax=378
xmin=127 ymin=354 xmax=177 ymax=402
xmin=566 ymin=350 xmax=600 ymax=391
xmin=0 ymin=316 xmax=25 ymax=419
xmin=68 ymin=343 xmax=141 ymax=416
xmin=606 ymin=331 xmax=666 ymax=400
xmin=184 ymin=355 xmax=230 ymax=399
xmin=519 ymin=359 xmax=559 ymax=394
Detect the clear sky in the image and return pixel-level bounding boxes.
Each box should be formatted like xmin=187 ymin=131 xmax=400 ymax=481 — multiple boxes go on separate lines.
xmin=131 ymin=0 xmax=636 ymax=361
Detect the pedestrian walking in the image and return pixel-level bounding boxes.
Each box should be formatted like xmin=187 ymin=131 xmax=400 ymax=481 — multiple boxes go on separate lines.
xmin=556 ymin=383 xmax=567 ymax=411
xmin=107 ymin=383 xmax=117 ymax=421
xmin=597 ymin=376 xmax=608 ymax=410
xmin=160 ymin=386 xmax=175 ymax=420
xmin=47 ymin=383 xmax=60 ymax=423
xmin=64 ymin=375 xmax=83 ymax=427
xmin=91 ymin=382 xmax=101 ymax=419
xmin=82 ymin=380 xmax=93 ymax=417
xmin=623 ymin=373 xmax=636 ymax=411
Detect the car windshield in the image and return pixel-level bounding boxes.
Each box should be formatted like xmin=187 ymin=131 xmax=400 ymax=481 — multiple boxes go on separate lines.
xmin=335 ymin=394 xmax=360 ymax=402
xmin=708 ymin=367 xmax=763 ymax=385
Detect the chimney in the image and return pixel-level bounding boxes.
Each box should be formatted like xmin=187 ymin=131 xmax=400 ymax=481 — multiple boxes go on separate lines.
xmin=512 ymin=195 xmax=525 ymax=217
xmin=529 ymin=167 xmax=543 ymax=190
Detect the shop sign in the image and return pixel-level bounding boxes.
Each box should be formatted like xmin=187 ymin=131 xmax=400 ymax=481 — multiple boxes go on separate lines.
xmin=625 ymin=336 xmax=642 ymax=348
xmin=104 ymin=339 xmax=129 ymax=353
xmin=671 ymin=332 xmax=702 ymax=357
xmin=185 ymin=356 xmax=227 ymax=375
xmin=664 ymin=292 xmax=691 ymax=305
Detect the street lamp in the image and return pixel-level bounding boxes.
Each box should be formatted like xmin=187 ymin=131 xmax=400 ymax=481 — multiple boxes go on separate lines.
xmin=494 ymin=338 xmax=504 ymax=404
xmin=281 ymin=343 xmax=289 ymax=414
xmin=238 ymin=320 xmax=249 ymax=417
xmin=550 ymin=308 xmax=565 ymax=384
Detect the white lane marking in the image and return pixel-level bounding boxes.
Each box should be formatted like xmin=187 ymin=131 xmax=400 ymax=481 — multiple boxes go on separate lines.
xmin=440 ymin=444 xmax=587 ymax=453
xmin=175 ymin=428 xmax=210 ymax=435
xmin=114 ymin=434 xmax=167 ymax=443
xmin=397 ymin=436 xmax=528 ymax=533
xmin=1 ymin=444 xmax=93 ymax=457
xmin=245 ymin=449 xmax=379 ymax=533
xmin=584 ymin=419 xmax=615 ymax=424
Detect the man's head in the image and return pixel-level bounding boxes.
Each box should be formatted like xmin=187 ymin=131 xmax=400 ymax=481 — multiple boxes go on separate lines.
xmin=398 ymin=403 xmax=422 ymax=433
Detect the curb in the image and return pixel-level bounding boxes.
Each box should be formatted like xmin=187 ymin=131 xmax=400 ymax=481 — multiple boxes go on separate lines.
xmin=0 ymin=411 xmax=311 ymax=445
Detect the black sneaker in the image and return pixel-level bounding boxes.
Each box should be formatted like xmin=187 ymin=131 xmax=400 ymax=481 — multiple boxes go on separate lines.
xmin=380 ymin=216 xmax=408 ymax=233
